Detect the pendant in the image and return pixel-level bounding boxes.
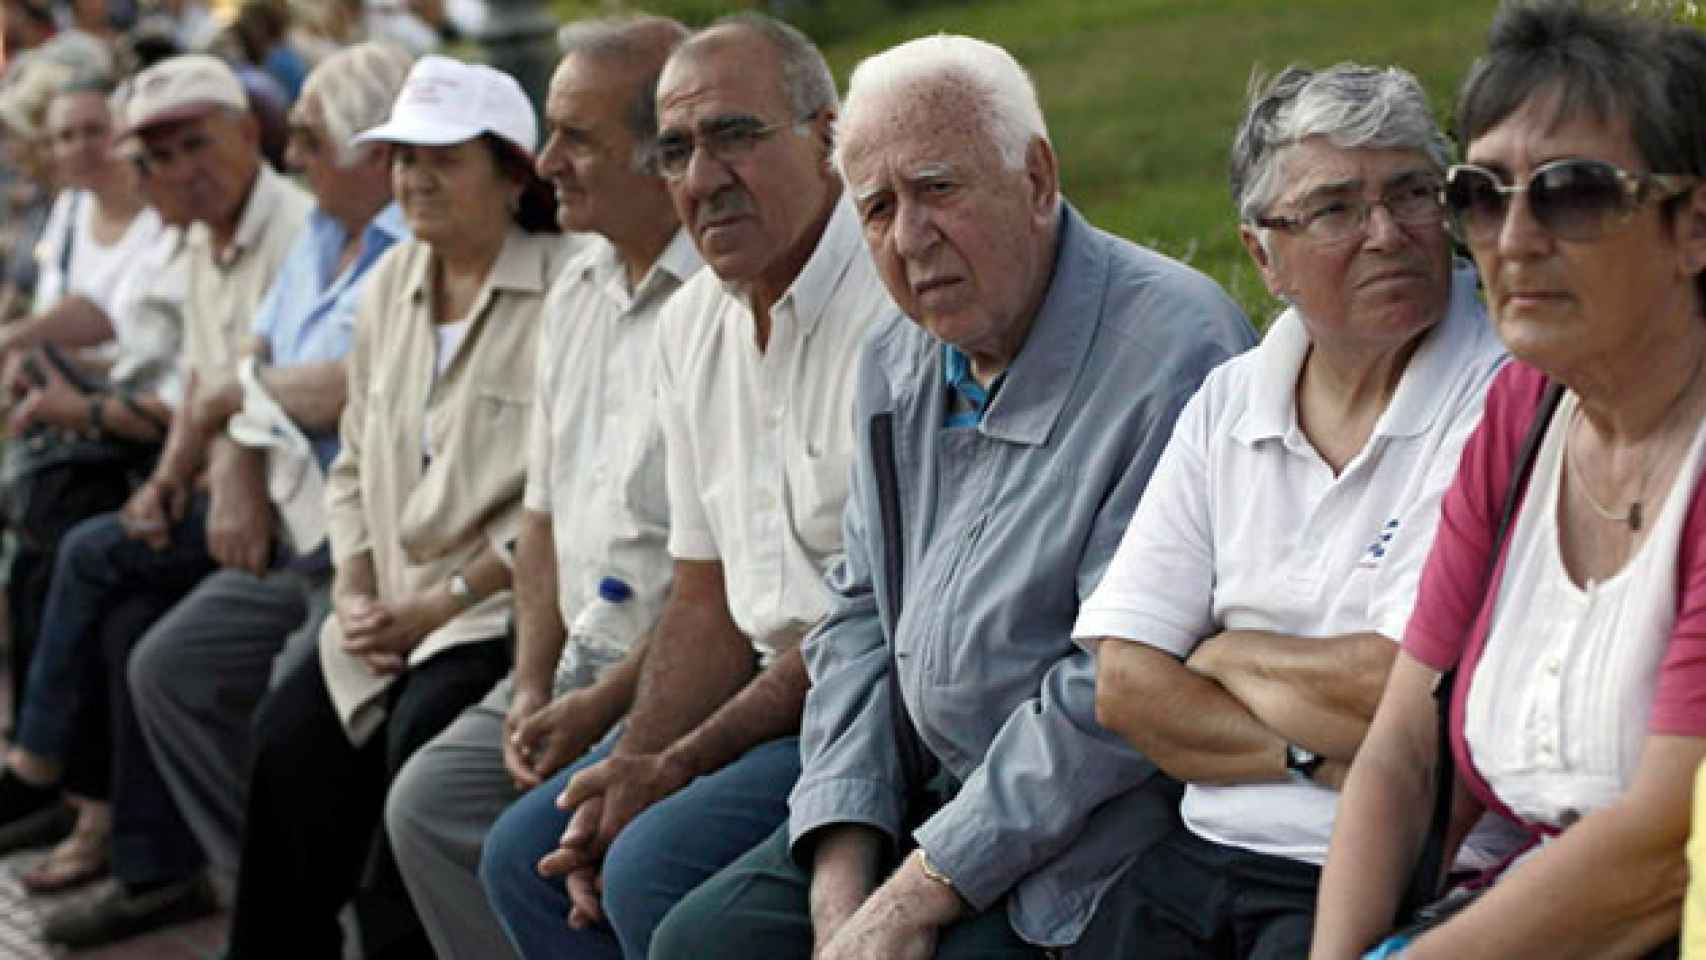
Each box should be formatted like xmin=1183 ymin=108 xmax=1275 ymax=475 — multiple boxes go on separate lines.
xmin=1630 ymin=500 xmax=1643 ymax=533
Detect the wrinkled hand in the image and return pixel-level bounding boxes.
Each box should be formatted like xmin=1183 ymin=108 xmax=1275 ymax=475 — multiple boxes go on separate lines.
xmin=190 ymin=374 xmax=241 ymax=439
xmin=542 ymin=799 xmax=606 ymax=928
xmin=816 ymin=891 xmax=939 ymax=960
xmin=538 ymin=751 xmax=694 ymax=885
xmin=505 ymin=689 xmax=609 ymax=789
xmin=5 ymin=363 xmax=80 ymax=436
xmin=337 ymin=591 xmax=451 ymax=675
xmin=818 ymin=854 xmax=959 ymax=960
xmin=810 ymin=874 xmax=870 ymax=957
xmin=121 ymin=474 xmax=190 ymax=549
xmin=206 ymin=451 xmax=273 ymax=575
xmin=501 ymin=686 xmax=549 ymax=788
xmin=1 ymin=344 xmax=32 ymax=404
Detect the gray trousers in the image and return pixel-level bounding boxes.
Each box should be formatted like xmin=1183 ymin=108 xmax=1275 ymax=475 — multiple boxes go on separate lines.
xmin=386 ymin=676 xmax=522 ymax=960
xmin=128 ymin=566 xmax=330 ymax=883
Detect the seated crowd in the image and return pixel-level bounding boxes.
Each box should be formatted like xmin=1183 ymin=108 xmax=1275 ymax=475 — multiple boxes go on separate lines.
xmin=0 ymin=0 xmax=1702 ymax=957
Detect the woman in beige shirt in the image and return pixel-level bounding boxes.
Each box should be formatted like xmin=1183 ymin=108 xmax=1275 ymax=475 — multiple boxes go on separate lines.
xmin=225 ymin=57 xmax=570 ymax=959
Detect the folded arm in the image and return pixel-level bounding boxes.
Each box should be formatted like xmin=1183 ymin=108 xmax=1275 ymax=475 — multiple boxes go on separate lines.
xmin=1189 ymin=629 xmax=1396 ymax=762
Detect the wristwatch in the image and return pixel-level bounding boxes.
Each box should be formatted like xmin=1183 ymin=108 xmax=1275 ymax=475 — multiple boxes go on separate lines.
xmin=448 ymin=571 xmax=481 ymax=610
xmin=1284 ymin=742 xmax=1324 ymax=783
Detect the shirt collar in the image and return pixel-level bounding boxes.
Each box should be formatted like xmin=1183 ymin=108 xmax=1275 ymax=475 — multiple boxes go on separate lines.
xmin=1232 ymin=258 xmax=1488 ymax=446
xmin=362 ymin=202 xmax=409 ymax=252
xmin=405 ymin=226 xmax=554 ymax=309
xmin=719 ymin=194 xmax=862 ymax=339
xmin=209 ymin=164 xmax=286 ymax=268
xmin=1372 ymin=260 xmax=1491 ymax=439
xmin=943 ymin=343 xmax=996 ymax=421
xmin=974 ymin=202 xmax=1093 ymax=447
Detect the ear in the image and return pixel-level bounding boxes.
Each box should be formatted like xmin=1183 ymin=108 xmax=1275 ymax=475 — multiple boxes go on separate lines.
xmin=1238 ymin=221 xmax=1288 ymax=299
xmin=1672 ymin=183 xmax=1706 ymax=281
xmin=239 ymin=110 xmax=260 ymax=147
xmin=1023 ymin=136 xmax=1059 ymax=224
xmin=811 ymin=107 xmax=837 ymax=161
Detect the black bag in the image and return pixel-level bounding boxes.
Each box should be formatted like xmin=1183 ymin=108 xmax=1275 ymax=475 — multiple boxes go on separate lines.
xmin=0 ymin=420 xmax=155 ymax=551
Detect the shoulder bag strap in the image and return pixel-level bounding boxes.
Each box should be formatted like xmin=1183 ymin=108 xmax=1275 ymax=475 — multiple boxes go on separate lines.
xmin=1399 ymin=379 xmax=1564 ymax=920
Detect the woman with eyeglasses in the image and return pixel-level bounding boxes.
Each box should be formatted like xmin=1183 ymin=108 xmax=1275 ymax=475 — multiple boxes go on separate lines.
xmin=1312 ymin=5 xmax=1706 ymax=958
xmin=1076 ymin=61 xmax=1513 ymax=957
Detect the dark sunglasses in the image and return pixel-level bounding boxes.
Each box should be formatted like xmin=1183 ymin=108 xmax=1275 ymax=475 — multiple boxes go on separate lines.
xmin=1442 ymin=158 xmax=1698 ymax=245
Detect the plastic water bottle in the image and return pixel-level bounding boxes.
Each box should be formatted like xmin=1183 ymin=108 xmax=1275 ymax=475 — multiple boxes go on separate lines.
xmin=552 ymin=576 xmax=637 ymax=695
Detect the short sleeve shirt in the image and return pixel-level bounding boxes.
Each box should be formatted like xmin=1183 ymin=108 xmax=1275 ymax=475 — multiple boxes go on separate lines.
xmin=183 ymin=165 xmax=312 ymax=381
xmin=654 ymin=198 xmax=893 ymax=661
xmin=525 ymin=229 xmax=701 ymax=647
xmin=1074 ymin=263 xmax=1507 ymax=863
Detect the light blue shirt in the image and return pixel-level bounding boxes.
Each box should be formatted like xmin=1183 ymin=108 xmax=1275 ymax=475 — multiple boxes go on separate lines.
xmin=251 ymin=202 xmax=407 ymax=470
xmin=790 ymin=204 xmax=1257 ymax=946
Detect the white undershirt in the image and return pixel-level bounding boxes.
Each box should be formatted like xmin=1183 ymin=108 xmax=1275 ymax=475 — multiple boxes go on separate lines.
xmin=424 ymin=316 xmax=475 ymax=460
xmin=35 ymin=190 xmax=165 ymax=332
xmin=1466 ymin=391 xmax=1706 ymax=828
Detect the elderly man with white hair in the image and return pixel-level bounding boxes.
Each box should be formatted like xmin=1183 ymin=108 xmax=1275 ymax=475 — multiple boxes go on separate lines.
xmin=650 ymin=33 xmax=1254 ymax=960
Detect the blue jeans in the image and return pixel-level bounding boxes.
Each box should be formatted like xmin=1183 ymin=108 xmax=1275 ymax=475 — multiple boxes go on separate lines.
xmin=480 ymin=734 xmax=802 ymax=959
xmin=13 ymin=506 xmax=214 ymax=762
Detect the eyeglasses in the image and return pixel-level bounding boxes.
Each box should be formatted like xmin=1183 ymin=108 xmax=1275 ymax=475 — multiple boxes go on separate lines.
xmin=654 ymin=114 xmax=806 ymax=181
xmin=1255 ymin=175 xmax=1444 ymax=245
xmin=1442 ymin=158 xmax=1699 ymax=245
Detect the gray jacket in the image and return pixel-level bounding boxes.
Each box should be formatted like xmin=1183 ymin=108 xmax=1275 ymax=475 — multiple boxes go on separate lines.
xmin=789 ymin=204 xmax=1257 ymax=947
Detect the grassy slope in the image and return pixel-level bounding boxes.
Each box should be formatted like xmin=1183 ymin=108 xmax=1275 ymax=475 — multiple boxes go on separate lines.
xmin=814 ymin=0 xmax=1498 ymax=325
xmin=561 ymin=0 xmax=1502 ymax=324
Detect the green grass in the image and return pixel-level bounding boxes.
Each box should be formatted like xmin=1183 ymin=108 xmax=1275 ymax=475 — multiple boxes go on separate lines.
xmin=558 ymin=0 xmax=1504 ymax=324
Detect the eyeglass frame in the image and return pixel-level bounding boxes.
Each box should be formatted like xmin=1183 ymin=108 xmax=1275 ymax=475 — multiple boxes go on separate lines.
xmin=1253 ymin=171 xmax=1446 ymax=246
xmin=1441 ymin=158 xmax=1701 ymax=245
xmin=653 ymin=110 xmax=819 ymax=182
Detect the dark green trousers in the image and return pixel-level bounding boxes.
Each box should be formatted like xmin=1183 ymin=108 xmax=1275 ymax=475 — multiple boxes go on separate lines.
xmin=649 ymin=823 xmax=1046 ymax=960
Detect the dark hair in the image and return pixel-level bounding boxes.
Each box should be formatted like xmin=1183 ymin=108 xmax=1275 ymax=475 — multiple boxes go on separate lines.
xmin=1457 ymin=0 xmax=1706 ymax=300
xmin=482 ymin=134 xmax=561 ymax=234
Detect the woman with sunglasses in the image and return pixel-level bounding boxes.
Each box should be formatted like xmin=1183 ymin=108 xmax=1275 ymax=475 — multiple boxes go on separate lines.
xmin=1312 ymin=4 xmax=1706 ymax=958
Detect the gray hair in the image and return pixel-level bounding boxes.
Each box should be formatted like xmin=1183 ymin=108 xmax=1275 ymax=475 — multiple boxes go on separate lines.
xmin=836 ymin=33 xmax=1048 ymax=174
xmin=300 ymin=41 xmax=413 ymax=167
xmin=685 ymin=12 xmax=838 ymax=120
xmin=557 ymin=15 xmax=687 ymax=170
xmin=1230 ymin=63 xmax=1450 ymax=225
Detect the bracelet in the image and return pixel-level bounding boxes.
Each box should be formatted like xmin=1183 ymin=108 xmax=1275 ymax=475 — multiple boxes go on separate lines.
xmin=914 ymin=848 xmax=955 ymax=892
xmin=117 ymin=388 xmax=169 ymax=438
xmin=87 ymin=391 xmax=106 ymax=437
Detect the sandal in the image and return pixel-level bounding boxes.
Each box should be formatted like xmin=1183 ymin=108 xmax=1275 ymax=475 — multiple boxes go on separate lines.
xmin=19 ymin=825 xmax=111 ymax=894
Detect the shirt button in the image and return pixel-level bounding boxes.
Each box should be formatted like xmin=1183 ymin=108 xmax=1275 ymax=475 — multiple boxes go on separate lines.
xmin=1544 ymin=657 xmax=1561 ymax=676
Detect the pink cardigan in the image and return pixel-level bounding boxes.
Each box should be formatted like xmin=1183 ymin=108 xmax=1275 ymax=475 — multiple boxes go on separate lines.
xmin=1402 ymin=361 xmax=1706 ymax=835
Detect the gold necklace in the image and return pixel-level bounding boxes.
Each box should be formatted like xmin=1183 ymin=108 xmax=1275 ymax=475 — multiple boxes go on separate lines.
xmin=1565 ymin=347 xmax=1706 ymax=532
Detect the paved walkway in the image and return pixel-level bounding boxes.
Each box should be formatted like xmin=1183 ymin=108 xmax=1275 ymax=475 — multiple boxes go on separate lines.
xmin=0 ymin=634 xmax=229 ymax=957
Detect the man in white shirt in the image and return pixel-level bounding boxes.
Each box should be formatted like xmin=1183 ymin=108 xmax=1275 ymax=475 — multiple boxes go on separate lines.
xmin=477 ymin=13 xmax=893 ymax=959
xmin=380 ymin=18 xmax=699 ymax=958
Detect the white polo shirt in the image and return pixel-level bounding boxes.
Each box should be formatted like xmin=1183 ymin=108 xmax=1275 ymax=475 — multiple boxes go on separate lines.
xmin=656 ymin=197 xmax=892 ymax=663
xmin=525 ymin=229 xmax=702 ymax=651
xmin=1074 ymin=263 xmax=1506 ymax=864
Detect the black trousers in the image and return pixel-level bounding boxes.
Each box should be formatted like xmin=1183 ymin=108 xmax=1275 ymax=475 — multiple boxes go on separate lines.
xmin=226 ymin=638 xmax=509 ymax=959
xmin=1109 ymin=822 xmax=1321 ymax=960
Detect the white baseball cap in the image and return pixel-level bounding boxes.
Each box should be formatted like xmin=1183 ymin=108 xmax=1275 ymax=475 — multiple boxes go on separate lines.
xmin=123 ymin=54 xmax=248 ymax=137
xmin=354 ymin=55 xmax=537 ymax=157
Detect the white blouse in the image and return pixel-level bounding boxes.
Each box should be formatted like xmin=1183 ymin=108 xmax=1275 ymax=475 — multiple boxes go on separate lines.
xmin=1465 ymin=390 xmax=1706 ymax=827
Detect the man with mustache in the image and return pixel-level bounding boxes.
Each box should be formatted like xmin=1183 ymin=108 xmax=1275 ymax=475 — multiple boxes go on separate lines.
xmin=477 ymin=12 xmax=893 ymax=959
xmin=648 ymin=34 xmax=1256 ymax=960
